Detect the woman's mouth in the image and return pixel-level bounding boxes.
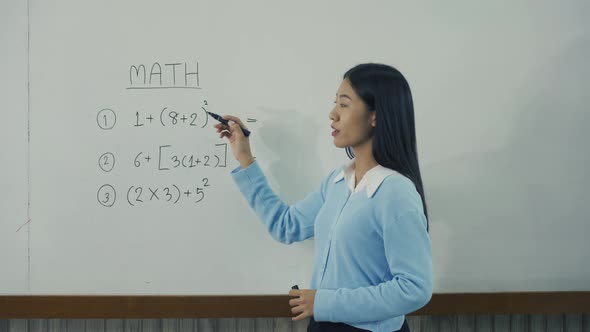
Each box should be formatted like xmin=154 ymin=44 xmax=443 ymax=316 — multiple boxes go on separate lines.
xmin=332 ymin=129 xmax=339 ymax=137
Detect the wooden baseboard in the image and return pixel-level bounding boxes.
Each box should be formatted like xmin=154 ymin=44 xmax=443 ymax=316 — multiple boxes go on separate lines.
xmin=1 ymin=292 xmax=589 ymax=318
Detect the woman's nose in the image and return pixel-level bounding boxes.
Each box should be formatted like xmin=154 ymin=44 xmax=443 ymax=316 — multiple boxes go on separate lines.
xmin=329 ymin=108 xmax=337 ymax=121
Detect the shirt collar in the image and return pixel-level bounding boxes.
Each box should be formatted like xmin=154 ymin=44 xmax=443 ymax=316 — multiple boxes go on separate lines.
xmin=333 ymin=158 xmax=399 ymax=198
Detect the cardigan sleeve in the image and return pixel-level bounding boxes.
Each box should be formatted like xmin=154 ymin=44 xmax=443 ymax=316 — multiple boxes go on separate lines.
xmin=231 ymin=161 xmax=334 ymax=244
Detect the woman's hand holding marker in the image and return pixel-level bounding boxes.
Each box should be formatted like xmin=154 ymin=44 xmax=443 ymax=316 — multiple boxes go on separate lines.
xmin=213 ymin=115 xmax=255 ymax=169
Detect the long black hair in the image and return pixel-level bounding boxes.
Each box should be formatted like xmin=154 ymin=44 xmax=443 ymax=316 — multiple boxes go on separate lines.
xmin=344 ymin=63 xmax=429 ymax=231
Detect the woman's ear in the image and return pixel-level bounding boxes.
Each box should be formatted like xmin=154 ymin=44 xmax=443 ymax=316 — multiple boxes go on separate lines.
xmin=371 ymin=112 xmax=377 ymax=127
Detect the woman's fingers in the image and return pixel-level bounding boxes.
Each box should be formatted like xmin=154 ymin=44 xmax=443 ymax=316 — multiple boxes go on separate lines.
xmin=214 ymin=116 xmax=247 ymax=148
xmin=215 ymin=125 xmax=230 ymax=137
xmin=292 ymin=312 xmax=306 ymax=321
xmin=291 ymin=305 xmax=304 ymax=314
xmin=214 ymin=123 xmax=229 ymax=131
xmin=213 ymin=115 xmax=247 ymax=133
xmin=228 ymin=120 xmax=245 ymax=138
xmin=222 ymin=115 xmax=248 ymax=130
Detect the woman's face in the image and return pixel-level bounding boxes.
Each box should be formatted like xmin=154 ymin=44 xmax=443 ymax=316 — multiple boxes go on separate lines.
xmin=329 ymin=79 xmax=376 ymax=149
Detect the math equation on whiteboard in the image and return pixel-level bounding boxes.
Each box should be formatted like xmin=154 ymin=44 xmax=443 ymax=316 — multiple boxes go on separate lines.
xmin=93 ymin=60 xmax=242 ymax=208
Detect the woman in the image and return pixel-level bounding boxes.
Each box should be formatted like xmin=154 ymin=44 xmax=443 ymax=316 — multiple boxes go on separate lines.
xmin=214 ymin=63 xmax=432 ymax=332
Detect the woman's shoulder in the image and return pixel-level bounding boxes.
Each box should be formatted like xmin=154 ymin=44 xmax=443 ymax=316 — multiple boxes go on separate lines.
xmin=381 ymin=172 xmax=416 ymax=191
xmin=376 ymin=173 xmax=423 ymax=212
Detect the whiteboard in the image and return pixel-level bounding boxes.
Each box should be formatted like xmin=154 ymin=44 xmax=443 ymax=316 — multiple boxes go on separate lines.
xmin=0 ymin=0 xmax=29 ymax=294
xmin=10 ymin=0 xmax=590 ymax=295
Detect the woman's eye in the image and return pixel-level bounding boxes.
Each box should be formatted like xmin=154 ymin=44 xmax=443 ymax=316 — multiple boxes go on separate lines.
xmin=333 ymin=101 xmax=347 ymax=108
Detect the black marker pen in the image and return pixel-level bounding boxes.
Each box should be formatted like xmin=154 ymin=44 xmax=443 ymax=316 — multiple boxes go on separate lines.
xmin=207 ymin=111 xmax=251 ymax=137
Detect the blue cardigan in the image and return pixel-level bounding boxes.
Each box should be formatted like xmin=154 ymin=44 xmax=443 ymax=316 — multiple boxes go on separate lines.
xmin=231 ymin=160 xmax=432 ymax=332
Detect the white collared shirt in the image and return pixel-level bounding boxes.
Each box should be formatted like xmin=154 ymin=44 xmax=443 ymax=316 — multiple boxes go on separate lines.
xmin=333 ymin=158 xmax=402 ymax=198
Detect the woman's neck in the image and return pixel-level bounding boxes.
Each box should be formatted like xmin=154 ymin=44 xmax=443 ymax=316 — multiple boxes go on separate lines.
xmin=351 ymin=139 xmax=378 ymax=186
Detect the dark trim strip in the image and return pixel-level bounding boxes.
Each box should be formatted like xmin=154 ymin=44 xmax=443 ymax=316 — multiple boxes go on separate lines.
xmin=1 ymin=292 xmax=589 ymax=318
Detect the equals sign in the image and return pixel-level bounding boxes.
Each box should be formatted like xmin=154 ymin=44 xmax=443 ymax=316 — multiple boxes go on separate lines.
xmin=247 ymin=118 xmax=257 ymax=123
